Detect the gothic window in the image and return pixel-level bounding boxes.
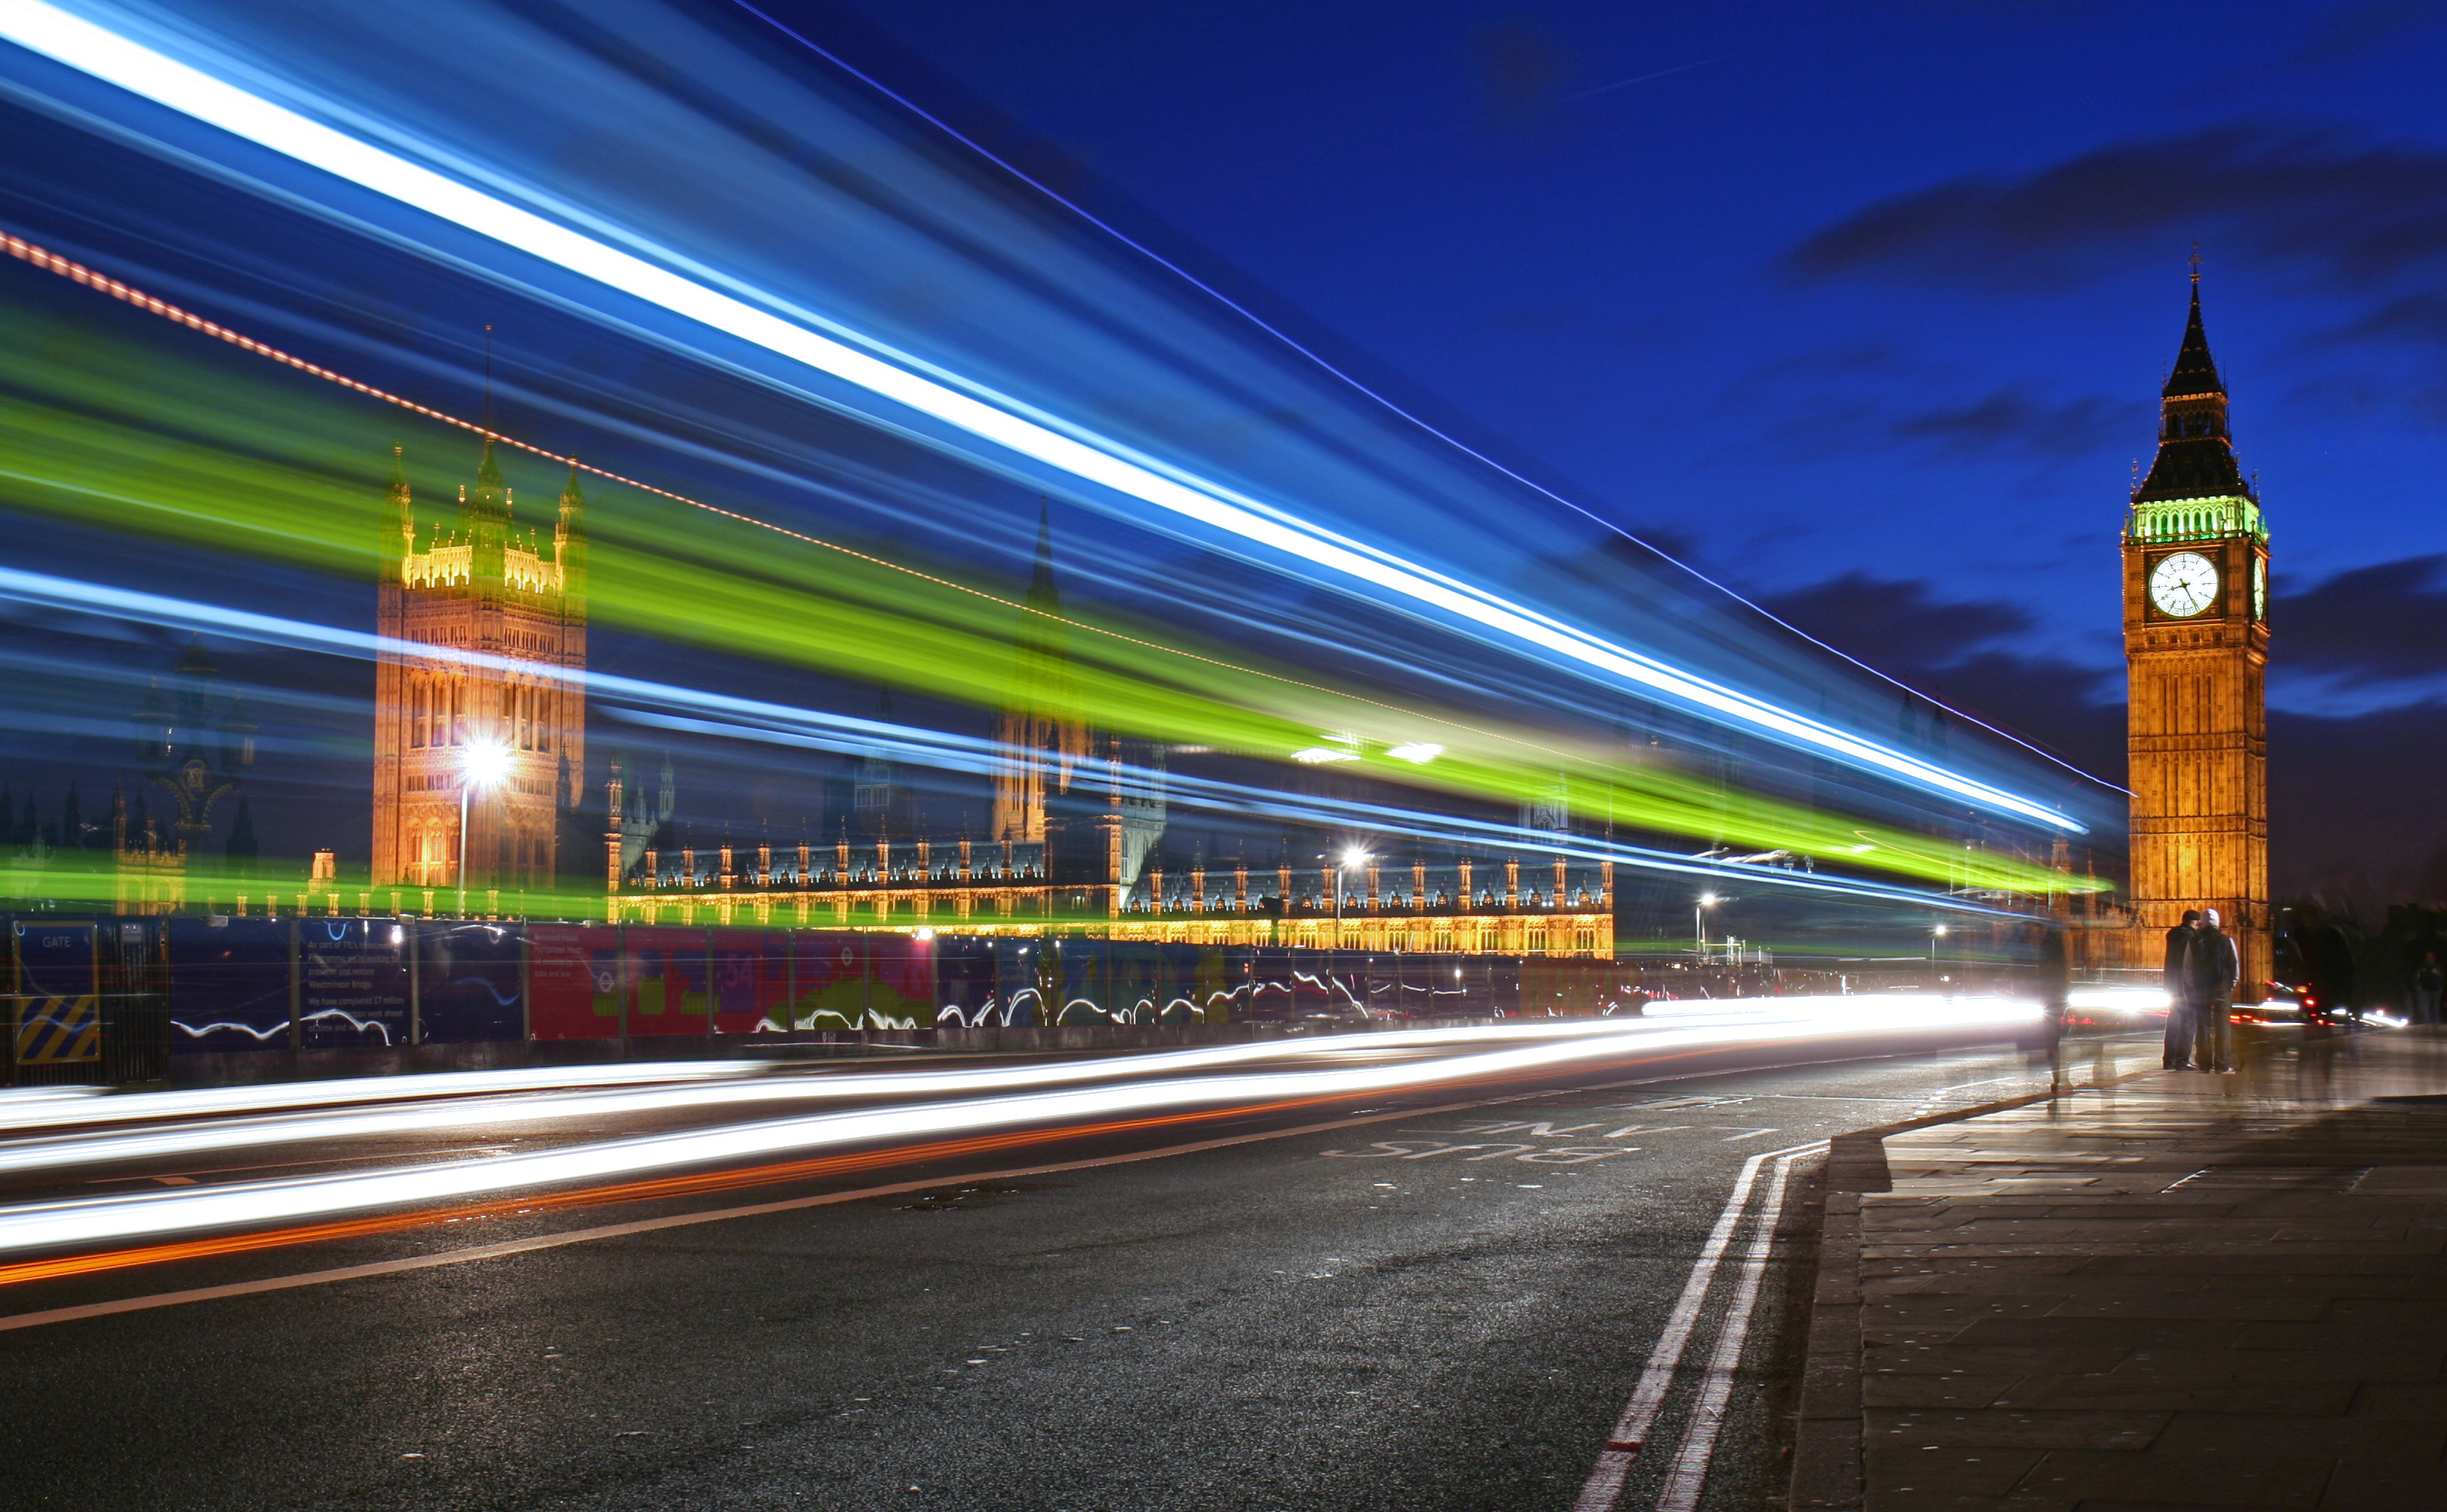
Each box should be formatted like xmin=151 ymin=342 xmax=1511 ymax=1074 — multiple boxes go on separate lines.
xmin=409 ymin=678 xmax=426 ymax=749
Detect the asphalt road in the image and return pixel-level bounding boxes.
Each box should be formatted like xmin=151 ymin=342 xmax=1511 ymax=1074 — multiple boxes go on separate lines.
xmin=0 ymin=1017 xmax=2152 ymax=1512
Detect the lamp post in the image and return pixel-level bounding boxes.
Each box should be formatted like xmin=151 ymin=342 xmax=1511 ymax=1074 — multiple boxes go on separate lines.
xmin=1336 ymin=848 xmax=1370 ymax=937
xmin=1695 ymin=892 xmax=1719 ymax=966
xmin=457 ymin=741 xmax=509 ymax=919
xmin=1931 ymin=923 xmax=1949 ymax=979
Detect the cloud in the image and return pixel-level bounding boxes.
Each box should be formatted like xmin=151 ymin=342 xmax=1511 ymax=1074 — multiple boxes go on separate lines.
xmin=2273 ymin=552 xmax=2447 ymax=688
xmin=2272 ymin=701 xmax=2447 ymax=901
xmin=1884 ymin=388 xmax=2126 ymax=459
xmin=1716 ymin=347 xmax=2129 ymax=462
xmin=1760 ymin=572 xmax=2029 ymax=669
xmin=1758 ymin=573 xmax=2123 ymax=777
xmin=1784 ymin=123 xmax=2447 ymax=296
xmin=2287 ymin=1 xmax=2446 ymax=67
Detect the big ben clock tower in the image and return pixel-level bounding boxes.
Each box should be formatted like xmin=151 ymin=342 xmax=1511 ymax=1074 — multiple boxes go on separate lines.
xmin=2123 ymin=265 xmax=2270 ymax=999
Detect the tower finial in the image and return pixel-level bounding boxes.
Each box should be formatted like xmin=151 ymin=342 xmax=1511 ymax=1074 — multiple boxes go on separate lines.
xmin=2189 ymin=242 xmax=2202 ymax=286
xmin=481 ymin=323 xmax=495 ymax=437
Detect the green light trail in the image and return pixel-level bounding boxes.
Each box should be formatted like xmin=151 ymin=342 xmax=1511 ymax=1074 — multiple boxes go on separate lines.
xmin=0 ymin=300 xmax=2097 ymax=898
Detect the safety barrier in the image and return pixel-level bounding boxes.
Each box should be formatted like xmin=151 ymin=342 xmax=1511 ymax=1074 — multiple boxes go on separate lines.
xmin=4 ymin=916 xmax=1652 ymax=1083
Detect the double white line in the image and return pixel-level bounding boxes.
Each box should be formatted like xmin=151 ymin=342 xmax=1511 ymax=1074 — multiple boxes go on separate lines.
xmin=1572 ymin=1139 xmax=1824 ymax=1512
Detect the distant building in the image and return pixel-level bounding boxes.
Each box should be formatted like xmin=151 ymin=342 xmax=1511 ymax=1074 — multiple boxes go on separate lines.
xmin=369 ymin=440 xmax=587 ymax=903
xmin=598 ymin=511 xmax=1605 ymax=955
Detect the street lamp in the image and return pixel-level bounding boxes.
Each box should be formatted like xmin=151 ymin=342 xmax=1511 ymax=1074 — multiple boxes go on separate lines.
xmin=1695 ymin=892 xmax=1719 ymax=966
xmin=1336 ymin=848 xmax=1370 ymax=936
xmin=458 ymin=740 xmax=510 ymax=919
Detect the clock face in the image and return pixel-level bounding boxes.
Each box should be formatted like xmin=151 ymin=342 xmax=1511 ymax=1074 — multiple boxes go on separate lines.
xmin=2149 ymin=551 xmax=2220 ymax=618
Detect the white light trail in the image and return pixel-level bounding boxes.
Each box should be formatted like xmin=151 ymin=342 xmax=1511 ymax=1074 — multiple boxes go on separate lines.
xmin=0 ymin=1060 xmax=781 ymax=1136
xmin=0 ymin=0 xmax=2079 ymax=832
xmin=0 ymin=1000 xmax=2034 ymax=1256
xmin=0 ymin=1012 xmax=1802 ymax=1174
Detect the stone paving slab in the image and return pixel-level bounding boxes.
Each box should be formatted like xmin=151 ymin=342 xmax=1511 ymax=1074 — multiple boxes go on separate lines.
xmin=1789 ymin=1029 xmax=2447 ymax=1511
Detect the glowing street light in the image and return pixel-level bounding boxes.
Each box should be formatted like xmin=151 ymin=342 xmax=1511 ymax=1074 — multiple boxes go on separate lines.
xmin=1695 ymin=892 xmax=1721 ymax=966
xmin=1336 ymin=848 xmax=1371 ymax=934
xmin=458 ymin=740 xmax=510 ymax=919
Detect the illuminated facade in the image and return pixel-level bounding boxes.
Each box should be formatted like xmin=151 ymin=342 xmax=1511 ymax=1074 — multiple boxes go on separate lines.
xmin=599 ymin=509 xmax=1603 ymax=956
xmin=604 ymin=840 xmax=1614 ymax=957
xmin=2122 ymin=271 xmax=2270 ymax=997
xmin=371 ymin=441 xmax=587 ymax=900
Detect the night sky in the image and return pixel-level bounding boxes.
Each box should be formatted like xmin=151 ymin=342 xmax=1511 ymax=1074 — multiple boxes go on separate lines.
xmin=794 ymin=0 xmax=2447 ymax=901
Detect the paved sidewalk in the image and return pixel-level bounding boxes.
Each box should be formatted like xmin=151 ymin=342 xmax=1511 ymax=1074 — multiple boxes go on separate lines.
xmin=1792 ymin=1028 xmax=2447 ymax=1511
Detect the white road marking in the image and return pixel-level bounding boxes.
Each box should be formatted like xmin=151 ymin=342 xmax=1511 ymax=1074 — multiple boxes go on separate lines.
xmin=1569 ymin=1138 xmax=1822 ymax=1512
xmin=1652 ymin=1148 xmax=1808 ymax=1512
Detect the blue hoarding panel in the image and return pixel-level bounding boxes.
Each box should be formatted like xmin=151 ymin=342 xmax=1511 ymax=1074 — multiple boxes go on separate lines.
xmin=299 ymin=918 xmax=412 ymax=1048
xmin=933 ymin=936 xmax=1000 ymax=1027
xmin=169 ymin=916 xmax=291 ymax=1052
xmin=419 ymin=922 xmax=523 ymax=1043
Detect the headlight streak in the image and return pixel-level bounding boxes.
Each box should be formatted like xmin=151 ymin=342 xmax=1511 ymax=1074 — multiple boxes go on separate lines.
xmin=0 ymin=563 xmax=2082 ymax=906
xmin=0 ymin=1060 xmax=785 ymax=1135
xmin=0 ymin=999 xmax=2035 ymax=1256
xmin=0 ymin=1011 xmax=1804 ymax=1171
xmin=0 ymin=1 xmax=2080 ymax=833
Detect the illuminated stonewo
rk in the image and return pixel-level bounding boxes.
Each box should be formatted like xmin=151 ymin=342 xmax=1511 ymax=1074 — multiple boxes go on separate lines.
xmin=2121 ymin=269 xmax=2270 ymax=998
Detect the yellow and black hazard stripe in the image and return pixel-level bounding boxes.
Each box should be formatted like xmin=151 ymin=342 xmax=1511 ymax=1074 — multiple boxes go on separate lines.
xmin=14 ymin=995 xmax=100 ymax=1064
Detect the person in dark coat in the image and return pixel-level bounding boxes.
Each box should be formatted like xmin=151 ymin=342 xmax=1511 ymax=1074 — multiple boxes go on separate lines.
xmin=2037 ymin=924 xmax=2070 ymax=1088
xmin=2163 ymin=910 xmax=2201 ymax=1070
xmin=2412 ymin=951 xmax=2443 ymax=1028
xmin=2187 ymin=908 xmax=2240 ymax=1073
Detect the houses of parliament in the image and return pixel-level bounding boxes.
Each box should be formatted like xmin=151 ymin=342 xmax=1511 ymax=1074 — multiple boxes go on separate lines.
xmin=106 ymin=268 xmax=2261 ymax=980
xmin=362 ymin=444 xmax=1619 ymax=957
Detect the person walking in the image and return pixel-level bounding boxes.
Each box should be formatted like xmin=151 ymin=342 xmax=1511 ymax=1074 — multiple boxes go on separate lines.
xmin=2188 ymin=908 xmax=2240 ymax=1073
xmin=2162 ymin=910 xmax=2201 ymax=1070
xmin=2413 ymin=951 xmax=2443 ymax=1027
xmin=2036 ymin=924 xmax=2070 ymax=1089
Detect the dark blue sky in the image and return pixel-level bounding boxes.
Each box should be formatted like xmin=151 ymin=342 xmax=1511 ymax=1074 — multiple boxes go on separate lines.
xmin=0 ymin=0 xmax=2437 ymax=905
xmin=799 ymin=0 xmax=2447 ymax=897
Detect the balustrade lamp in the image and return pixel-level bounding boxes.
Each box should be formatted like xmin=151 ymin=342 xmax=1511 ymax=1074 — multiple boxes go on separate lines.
xmin=458 ymin=740 xmax=511 ymax=919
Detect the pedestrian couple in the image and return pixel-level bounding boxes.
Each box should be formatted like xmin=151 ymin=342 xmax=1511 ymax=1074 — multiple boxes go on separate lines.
xmin=2162 ymin=908 xmax=2238 ymax=1073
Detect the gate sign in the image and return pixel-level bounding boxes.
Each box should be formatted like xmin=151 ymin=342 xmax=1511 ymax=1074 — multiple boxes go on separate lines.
xmin=14 ymin=923 xmax=98 ymax=1065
